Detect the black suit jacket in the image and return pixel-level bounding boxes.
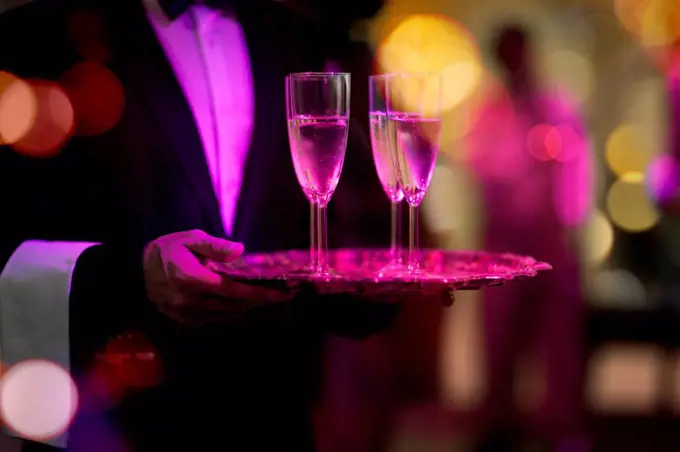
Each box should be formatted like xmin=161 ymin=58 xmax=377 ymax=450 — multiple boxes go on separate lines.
xmin=0 ymin=0 xmax=394 ymax=450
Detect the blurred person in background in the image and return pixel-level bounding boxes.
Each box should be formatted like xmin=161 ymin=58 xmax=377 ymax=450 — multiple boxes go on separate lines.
xmin=0 ymin=0 xmax=442 ymax=451
xmin=465 ymin=24 xmax=592 ymax=452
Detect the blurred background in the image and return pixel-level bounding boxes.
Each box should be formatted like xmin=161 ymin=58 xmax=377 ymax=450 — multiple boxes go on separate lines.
xmin=1 ymin=0 xmax=680 ymax=451
xmin=361 ymin=0 xmax=680 ymax=450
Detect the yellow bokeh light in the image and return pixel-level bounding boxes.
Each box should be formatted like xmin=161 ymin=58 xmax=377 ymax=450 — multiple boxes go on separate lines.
xmin=614 ymin=0 xmax=680 ymax=48
xmin=614 ymin=0 xmax=650 ymax=36
xmin=605 ymin=123 xmax=656 ymax=177
xmin=606 ymin=175 xmax=661 ymax=232
xmin=434 ymin=72 xmax=499 ymax=161
xmin=377 ymin=14 xmax=482 ymax=114
xmin=620 ymin=171 xmax=646 ymax=183
xmin=638 ymin=0 xmax=680 ymax=48
xmin=584 ymin=210 xmax=615 ymax=266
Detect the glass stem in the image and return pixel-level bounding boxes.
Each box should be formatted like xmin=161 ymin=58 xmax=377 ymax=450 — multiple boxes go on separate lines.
xmin=316 ymin=204 xmax=328 ymax=274
xmin=390 ymin=201 xmax=401 ymax=264
xmin=309 ymin=202 xmax=317 ymax=269
xmin=408 ymin=204 xmax=419 ymax=272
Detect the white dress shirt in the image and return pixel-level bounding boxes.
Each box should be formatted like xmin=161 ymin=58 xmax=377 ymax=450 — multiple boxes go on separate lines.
xmin=0 ymin=3 xmax=254 ymax=446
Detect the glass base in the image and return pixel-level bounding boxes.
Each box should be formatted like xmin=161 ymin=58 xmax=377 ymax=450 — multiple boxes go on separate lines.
xmin=377 ymin=260 xmax=431 ymax=282
xmin=310 ymin=267 xmax=341 ymax=282
xmin=377 ymin=260 xmax=405 ymax=277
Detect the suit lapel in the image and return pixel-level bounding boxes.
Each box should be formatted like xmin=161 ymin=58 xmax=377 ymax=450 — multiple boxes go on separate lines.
xmin=231 ymin=4 xmax=324 ymax=248
xmin=103 ymin=0 xmax=321 ymax=245
xmin=231 ymin=9 xmax=276 ymax=245
xmin=107 ymin=0 xmax=225 ymax=238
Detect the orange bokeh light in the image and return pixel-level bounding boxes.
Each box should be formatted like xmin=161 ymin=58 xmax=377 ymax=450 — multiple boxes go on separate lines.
xmin=615 ymin=0 xmax=680 ymax=48
xmin=11 ymin=79 xmax=74 ymax=158
xmin=615 ymin=0 xmax=650 ymax=36
xmin=0 ymin=71 xmax=38 ymax=145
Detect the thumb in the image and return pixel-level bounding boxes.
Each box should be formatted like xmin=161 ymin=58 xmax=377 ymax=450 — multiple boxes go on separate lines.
xmin=186 ymin=236 xmax=245 ymax=261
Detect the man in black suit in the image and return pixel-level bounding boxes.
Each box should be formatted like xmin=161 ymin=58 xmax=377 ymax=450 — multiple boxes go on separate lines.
xmin=0 ymin=0 xmax=423 ymax=450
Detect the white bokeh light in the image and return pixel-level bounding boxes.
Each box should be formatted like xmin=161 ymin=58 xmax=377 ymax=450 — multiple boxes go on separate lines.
xmin=0 ymin=359 xmax=78 ymax=441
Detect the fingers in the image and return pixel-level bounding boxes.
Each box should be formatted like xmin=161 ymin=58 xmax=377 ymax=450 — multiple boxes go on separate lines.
xmin=184 ymin=230 xmax=244 ymax=261
xmin=166 ymin=245 xmax=225 ymax=291
xmin=172 ymin=256 xmax=293 ymax=303
xmin=167 ymin=250 xmax=291 ymax=304
xmin=147 ymin=230 xmax=261 ymax=325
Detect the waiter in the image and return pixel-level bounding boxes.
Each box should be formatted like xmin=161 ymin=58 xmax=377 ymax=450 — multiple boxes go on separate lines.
xmin=0 ymin=0 xmax=413 ymax=450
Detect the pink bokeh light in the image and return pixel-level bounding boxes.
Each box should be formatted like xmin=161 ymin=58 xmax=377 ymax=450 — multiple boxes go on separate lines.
xmin=647 ymin=153 xmax=680 ymax=204
xmin=0 ymin=359 xmax=78 ymax=442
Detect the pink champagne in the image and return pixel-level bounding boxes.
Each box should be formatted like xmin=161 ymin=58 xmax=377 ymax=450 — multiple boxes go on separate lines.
xmin=390 ymin=115 xmax=441 ymax=206
xmin=288 ymin=115 xmax=348 ymax=204
xmin=369 ymin=112 xmax=404 ymax=203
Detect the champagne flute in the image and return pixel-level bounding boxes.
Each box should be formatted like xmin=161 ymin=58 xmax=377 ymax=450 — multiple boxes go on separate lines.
xmin=369 ymin=75 xmax=404 ymax=270
xmin=286 ymin=75 xmax=317 ymax=271
xmin=286 ymin=72 xmax=351 ymax=277
xmin=385 ymin=73 xmax=442 ymax=274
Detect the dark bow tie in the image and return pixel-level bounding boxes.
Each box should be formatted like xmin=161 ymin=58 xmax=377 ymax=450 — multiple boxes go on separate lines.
xmin=157 ymin=0 xmax=227 ymax=20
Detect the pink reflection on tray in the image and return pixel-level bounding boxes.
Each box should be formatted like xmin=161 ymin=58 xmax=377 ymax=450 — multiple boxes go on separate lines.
xmin=208 ymin=249 xmax=551 ymax=294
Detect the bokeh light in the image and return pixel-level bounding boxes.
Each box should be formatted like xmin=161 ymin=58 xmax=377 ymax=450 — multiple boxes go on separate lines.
xmin=526 ymin=123 xmax=582 ymax=162
xmin=11 ymin=80 xmax=75 ymax=158
xmin=83 ymin=331 xmax=164 ymax=413
xmin=0 ymin=360 xmax=8 ymax=415
xmin=646 ymin=153 xmax=680 ymax=205
xmin=623 ymin=78 xmax=666 ymax=134
xmin=423 ymin=164 xmax=460 ymax=234
xmin=670 ymin=53 xmax=680 ymax=81
xmin=588 ymin=343 xmax=659 ymax=413
xmin=377 ymin=14 xmax=483 ymax=114
xmin=638 ymin=0 xmax=680 ymax=48
xmin=82 ymin=361 xmax=127 ymax=413
xmin=439 ymin=74 xmax=504 ymax=160
xmin=614 ymin=0 xmax=680 ymax=48
xmin=539 ymin=50 xmax=594 ymax=107
xmin=605 ymin=123 xmax=656 ymax=177
xmin=606 ymin=174 xmax=661 ymax=232
xmin=584 ymin=210 xmax=615 ymax=266
xmin=103 ymin=331 xmax=163 ymax=390
xmin=587 ymin=269 xmax=647 ymax=307
xmin=60 ymin=61 xmax=125 ymax=136
xmin=527 ymin=124 xmax=560 ymax=162
xmin=615 ymin=0 xmax=648 ymax=36
xmin=0 ymin=360 xmax=78 ymax=441
xmin=0 ymin=72 xmax=37 ymax=145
